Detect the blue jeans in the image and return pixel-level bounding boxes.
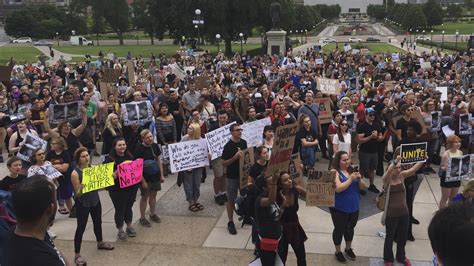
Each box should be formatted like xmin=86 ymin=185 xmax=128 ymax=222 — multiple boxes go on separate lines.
xmin=301 ymin=146 xmax=316 ymax=169
xmin=183 ymin=168 xmax=203 ymax=203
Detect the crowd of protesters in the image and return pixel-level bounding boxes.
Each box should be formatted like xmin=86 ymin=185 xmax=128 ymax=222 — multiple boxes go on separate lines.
xmin=0 ymin=42 xmax=473 ymax=266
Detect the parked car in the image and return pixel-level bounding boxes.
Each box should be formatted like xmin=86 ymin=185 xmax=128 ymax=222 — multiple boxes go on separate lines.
xmin=12 ymin=37 xmax=32 ymax=44
xmin=415 ymin=36 xmax=431 ymax=41
xmin=319 ymin=37 xmax=336 ymax=44
xmin=366 ymin=36 xmax=380 ymax=42
xmin=34 ymin=40 xmax=53 ymax=46
xmin=348 ymin=37 xmax=362 ymax=42
xmin=70 ymin=36 xmax=93 ymax=46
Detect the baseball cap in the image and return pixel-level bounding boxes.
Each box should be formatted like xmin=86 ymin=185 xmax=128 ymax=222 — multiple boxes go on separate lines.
xmin=365 ymin=107 xmax=375 ymax=114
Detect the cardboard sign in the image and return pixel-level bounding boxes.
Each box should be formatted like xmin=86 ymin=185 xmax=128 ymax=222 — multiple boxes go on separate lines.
xmin=205 ymin=122 xmax=236 ymax=160
xmin=102 ymin=68 xmax=121 ymax=83
xmin=241 ymin=118 xmax=272 ymax=148
xmin=316 ymin=77 xmax=340 ymax=95
xmin=288 ymin=153 xmax=303 ymax=186
xmin=265 ymin=123 xmax=298 ymax=176
xmin=239 ymin=148 xmax=255 ymax=189
xmin=400 ymin=142 xmax=428 ymax=165
xmin=421 ymin=62 xmax=431 ymax=69
xmin=313 ymin=97 xmax=332 ymax=124
xmin=82 ymin=163 xmax=114 ymax=194
xmin=0 ymin=66 xmax=13 ymax=82
xmin=48 ymin=101 xmax=83 ymax=124
xmin=194 ymin=76 xmax=209 ymax=90
xmin=16 ymin=133 xmax=48 ymax=162
xmin=360 ymin=48 xmax=369 ymax=55
xmin=431 ymin=111 xmax=441 ymax=132
xmin=126 ymin=60 xmax=135 ymax=84
xmin=446 ymin=154 xmax=473 ymax=182
xmin=121 ymin=101 xmax=154 ymax=126
xmin=118 ymin=159 xmax=143 ymax=188
xmin=306 ymin=170 xmax=335 ymax=207
xmin=169 ymin=139 xmax=209 ymax=173
xmin=99 ymin=82 xmax=109 ymax=102
xmin=436 ymin=87 xmax=448 ymax=102
xmin=459 ymin=114 xmax=471 ymax=135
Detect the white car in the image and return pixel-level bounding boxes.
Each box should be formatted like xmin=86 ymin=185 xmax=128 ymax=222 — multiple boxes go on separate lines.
xmin=348 ymin=37 xmax=362 ymax=43
xmin=415 ymin=36 xmax=431 ymax=41
xmin=12 ymin=37 xmax=32 ymax=44
xmin=319 ymin=37 xmax=336 ymax=44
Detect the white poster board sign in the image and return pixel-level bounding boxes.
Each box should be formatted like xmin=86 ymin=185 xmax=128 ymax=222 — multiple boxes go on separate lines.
xmin=436 ymin=87 xmax=448 ymax=102
xmin=317 ymin=77 xmax=340 ymax=95
xmin=241 ymin=118 xmax=272 ymax=148
xmin=169 ymin=139 xmax=209 ymax=173
xmin=205 ymin=122 xmax=236 ymax=160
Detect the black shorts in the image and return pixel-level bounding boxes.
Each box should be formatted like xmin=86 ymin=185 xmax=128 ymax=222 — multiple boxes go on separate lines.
xmin=438 ymin=170 xmax=461 ymax=188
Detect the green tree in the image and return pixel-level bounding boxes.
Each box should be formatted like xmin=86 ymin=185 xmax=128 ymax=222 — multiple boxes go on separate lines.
xmin=423 ymin=0 xmax=443 ymax=28
xmin=131 ymin=0 xmax=157 ymax=44
xmin=402 ymin=4 xmax=427 ymax=31
xmin=103 ymin=0 xmax=130 ymax=45
xmin=5 ymin=10 xmax=38 ymax=38
xmin=367 ymin=4 xmax=386 ymax=20
xmin=36 ymin=18 xmax=63 ymax=39
xmin=445 ymin=4 xmax=463 ymax=20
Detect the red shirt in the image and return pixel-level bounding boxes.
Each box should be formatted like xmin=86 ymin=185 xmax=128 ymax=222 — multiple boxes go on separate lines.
xmin=327 ymin=123 xmax=337 ymax=144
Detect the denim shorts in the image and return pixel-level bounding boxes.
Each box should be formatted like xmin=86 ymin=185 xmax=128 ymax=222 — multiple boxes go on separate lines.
xmin=226 ymin=178 xmax=240 ymax=204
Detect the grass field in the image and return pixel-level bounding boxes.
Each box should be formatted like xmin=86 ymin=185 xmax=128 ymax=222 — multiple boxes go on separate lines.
xmin=432 ymin=22 xmax=474 ymax=35
xmin=0 ymin=46 xmax=46 ymax=65
xmin=55 ymin=44 xmax=262 ymax=58
xmin=322 ymin=43 xmax=405 ymax=54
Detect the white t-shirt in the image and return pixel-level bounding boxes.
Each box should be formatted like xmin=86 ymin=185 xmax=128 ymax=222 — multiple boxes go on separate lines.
xmin=332 ymin=133 xmax=351 ymax=154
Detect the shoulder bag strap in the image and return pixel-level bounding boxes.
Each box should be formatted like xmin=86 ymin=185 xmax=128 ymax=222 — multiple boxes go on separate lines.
xmin=304 ymin=104 xmax=319 ymax=118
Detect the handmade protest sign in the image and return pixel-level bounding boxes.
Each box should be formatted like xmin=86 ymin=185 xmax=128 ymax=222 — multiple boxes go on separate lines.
xmin=102 ymin=68 xmax=121 ymax=83
xmin=313 ymin=97 xmax=332 ymax=124
xmin=121 ymin=101 xmax=153 ymax=126
xmin=195 ymin=76 xmax=209 ymax=90
xmin=99 ymin=82 xmax=109 ymax=102
xmin=205 ymin=122 xmax=235 ymax=160
xmin=17 ymin=133 xmax=48 ymax=162
xmin=118 ymin=159 xmax=143 ymax=188
xmin=159 ymin=145 xmax=169 ymax=163
xmin=446 ymin=154 xmax=473 ymax=182
xmin=400 ymin=142 xmax=428 ymax=165
xmin=430 ymin=111 xmax=441 ymax=132
xmin=421 ymin=62 xmax=431 ymax=69
xmin=38 ymin=164 xmax=62 ymax=180
xmin=0 ymin=66 xmax=13 ymax=82
xmin=436 ymin=87 xmax=448 ymax=102
xmin=351 ymin=49 xmax=360 ymax=55
xmin=239 ymin=148 xmax=255 ymax=189
xmin=459 ymin=114 xmax=471 ymax=135
xmin=343 ymin=44 xmax=351 ymax=52
xmin=288 ymin=153 xmax=303 ymax=186
xmin=442 ymin=125 xmax=455 ymax=137
xmin=306 ymin=170 xmax=335 ymax=207
xmin=169 ymin=139 xmax=209 ymax=173
xmin=391 ymin=53 xmax=400 ymax=62
xmin=126 ymin=60 xmax=135 ymax=84
xmin=315 ymin=58 xmax=324 ymax=65
xmin=241 ymin=118 xmax=272 ymax=148
xmin=360 ymin=48 xmax=369 ymax=55
xmin=170 ymin=64 xmax=186 ymax=80
xmin=265 ymin=123 xmax=298 ymax=176
xmin=81 ymin=163 xmax=114 ymax=194
xmin=316 ymin=78 xmax=340 ymax=95
xmin=48 ymin=101 xmax=83 ymax=124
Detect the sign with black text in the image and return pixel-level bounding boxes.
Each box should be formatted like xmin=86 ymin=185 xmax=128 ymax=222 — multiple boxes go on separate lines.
xmin=265 ymin=123 xmax=298 ymax=176
xmin=400 ymin=142 xmax=427 ymax=165
xmin=169 ymin=139 xmax=209 ymax=173
xmin=306 ymin=170 xmax=335 ymax=207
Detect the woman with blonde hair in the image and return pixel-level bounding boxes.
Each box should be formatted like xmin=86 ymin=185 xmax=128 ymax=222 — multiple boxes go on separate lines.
xmin=101 ymin=113 xmax=122 ymax=158
xmin=181 ymin=123 xmax=204 ymax=212
xmin=439 ymin=135 xmax=463 ymax=209
xmin=452 ymin=179 xmax=474 ymax=204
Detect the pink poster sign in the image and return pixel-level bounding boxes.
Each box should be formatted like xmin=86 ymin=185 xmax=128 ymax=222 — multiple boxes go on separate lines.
xmin=118 ymin=158 xmax=143 ymax=188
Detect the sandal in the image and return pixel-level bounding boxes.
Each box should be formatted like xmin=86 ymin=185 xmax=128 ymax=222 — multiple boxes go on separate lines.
xmin=58 ymin=208 xmax=70 ymax=215
xmin=195 ymin=203 xmax=204 ymax=210
xmin=75 ymin=255 xmax=87 ymax=266
xmin=97 ymin=242 xmax=114 ymax=250
xmin=188 ymin=204 xmax=199 ymax=212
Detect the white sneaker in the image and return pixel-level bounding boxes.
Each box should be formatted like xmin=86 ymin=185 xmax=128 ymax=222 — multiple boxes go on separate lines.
xmin=47 ymin=229 xmax=57 ymax=240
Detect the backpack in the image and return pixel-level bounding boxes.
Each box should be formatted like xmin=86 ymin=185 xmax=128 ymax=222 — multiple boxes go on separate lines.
xmin=234 ymin=185 xmax=258 ymax=228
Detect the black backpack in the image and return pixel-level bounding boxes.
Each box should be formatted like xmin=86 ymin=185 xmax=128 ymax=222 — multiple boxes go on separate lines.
xmin=234 ymin=185 xmax=258 ymax=228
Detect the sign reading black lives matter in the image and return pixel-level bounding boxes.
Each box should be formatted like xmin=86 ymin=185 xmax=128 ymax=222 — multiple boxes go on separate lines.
xmin=17 ymin=133 xmax=47 ymax=162
xmin=446 ymin=154 xmax=473 ymax=182
xmin=49 ymin=101 xmax=83 ymax=124
xmin=265 ymin=123 xmax=298 ymax=176
xmin=400 ymin=142 xmax=427 ymax=165
xmin=431 ymin=111 xmax=441 ymax=132
xmin=459 ymin=114 xmax=472 ymax=135
xmin=121 ymin=101 xmax=153 ymax=126
xmin=306 ymin=170 xmax=335 ymax=207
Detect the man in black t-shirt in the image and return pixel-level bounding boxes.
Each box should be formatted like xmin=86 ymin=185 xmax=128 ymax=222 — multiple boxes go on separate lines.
xmin=356 ymin=108 xmax=384 ymax=194
xmin=221 ymin=123 xmax=247 ymax=235
xmin=3 ymin=175 xmax=68 ymax=266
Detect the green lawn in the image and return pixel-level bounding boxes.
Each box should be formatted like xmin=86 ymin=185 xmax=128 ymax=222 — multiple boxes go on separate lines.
xmin=432 ymin=22 xmax=474 ymax=35
xmin=0 ymin=47 xmax=46 ymax=65
xmin=322 ymin=43 xmax=405 ymax=54
xmin=55 ymin=44 xmax=262 ymax=58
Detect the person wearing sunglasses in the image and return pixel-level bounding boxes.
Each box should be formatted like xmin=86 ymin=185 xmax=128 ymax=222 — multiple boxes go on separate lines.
xmin=333 ymin=120 xmax=352 ymax=159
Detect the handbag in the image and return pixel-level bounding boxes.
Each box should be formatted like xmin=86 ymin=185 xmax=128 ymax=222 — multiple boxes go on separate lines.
xmin=376 ymin=184 xmax=390 ymax=211
xmin=143 ymin=160 xmax=159 ymax=176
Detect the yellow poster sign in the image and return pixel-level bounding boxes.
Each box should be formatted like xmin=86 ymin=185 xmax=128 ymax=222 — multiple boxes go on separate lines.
xmin=82 ymin=163 xmax=114 ymax=193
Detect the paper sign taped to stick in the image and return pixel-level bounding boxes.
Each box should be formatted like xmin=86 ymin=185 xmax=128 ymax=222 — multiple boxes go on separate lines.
xmin=205 ymin=122 xmax=236 ymax=160
xmin=82 ymin=163 xmax=114 ymax=194
xmin=169 ymin=139 xmax=209 ymax=173
xmin=446 ymin=154 xmax=473 ymax=182
xmin=49 ymin=101 xmax=83 ymax=124
xmin=17 ymin=133 xmax=47 ymax=162
xmin=241 ymin=118 xmax=272 ymax=148
xmin=400 ymin=142 xmax=427 ymax=165
xmin=306 ymin=170 xmax=335 ymax=207
xmin=316 ymin=78 xmax=340 ymax=95
xmin=288 ymin=153 xmax=303 ymax=186
xmin=121 ymin=101 xmax=154 ymax=126
xmin=118 ymin=159 xmax=143 ymax=188
xmin=239 ymin=148 xmax=255 ymax=189
xmin=313 ymin=97 xmax=332 ymax=124
xmin=459 ymin=114 xmax=471 ymax=135
xmin=265 ymin=123 xmax=298 ymax=176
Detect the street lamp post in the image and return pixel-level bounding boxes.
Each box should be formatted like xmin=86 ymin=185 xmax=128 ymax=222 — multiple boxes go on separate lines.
xmin=409 ymin=29 xmax=412 ymax=44
xmin=215 ymin=33 xmax=221 ymax=52
xmin=239 ymin=32 xmax=244 ymax=54
xmin=192 ymin=9 xmax=204 ymax=49
xmin=455 ymin=30 xmax=459 ymax=49
xmin=56 ymin=32 xmax=59 ymax=46
xmin=430 ymin=30 xmax=433 ymax=48
xmin=442 ymin=30 xmax=445 ymax=51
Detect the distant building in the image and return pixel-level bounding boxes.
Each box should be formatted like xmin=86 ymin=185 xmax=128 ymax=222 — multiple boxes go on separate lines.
xmin=0 ymin=0 xmax=71 ymax=22
xmin=437 ymin=0 xmax=464 ymax=6
xmin=304 ymin=0 xmax=408 ymax=13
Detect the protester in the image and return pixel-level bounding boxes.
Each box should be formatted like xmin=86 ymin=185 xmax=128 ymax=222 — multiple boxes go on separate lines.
xmin=71 ymin=147 xmax=114 ymax=265
xmin=101 ymin=113 xmax=123 ymax=158
xmin=438 ymin=135 xmax=463 ymax=209
xmin=181 ymin=123 xmax=204 ymax=212
xmin=452 ymin=179 xmax=474 ymax=204
xmin=155 ymin=103 xmax=177 ymax=176
xmin=208 ymin=110 xmax=229 ymax=205
xmin=262 ymin=125 xmax=274 ymax=157
xmin=298 ymin=114 xmax=319 ymax=174
xmin=0 ymin=157 xmax=26 ymax=192
xmin=332 ymin=120 xmax=352 ymax=158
